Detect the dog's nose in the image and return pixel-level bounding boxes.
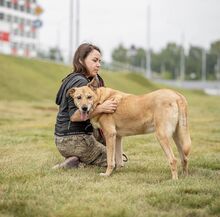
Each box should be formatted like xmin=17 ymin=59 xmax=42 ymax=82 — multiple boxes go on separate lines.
xmin=82 ymin=105 xmax=88 ymax=112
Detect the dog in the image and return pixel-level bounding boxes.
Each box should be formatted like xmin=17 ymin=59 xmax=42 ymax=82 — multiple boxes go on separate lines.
xmin=67 ymin=77 xmax=191 ymax=180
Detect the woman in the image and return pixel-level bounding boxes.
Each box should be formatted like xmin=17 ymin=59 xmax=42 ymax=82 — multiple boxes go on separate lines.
xmin=53 ymin=43 xmax=117 ymax=169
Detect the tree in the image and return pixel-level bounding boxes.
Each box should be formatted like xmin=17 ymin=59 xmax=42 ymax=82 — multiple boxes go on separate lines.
xmin=111 ymin=39 xmax=220 ymax=80
xmin=49 ymin=47 xmax=63 ymax=62
xmin=151 ymin=51 xmax=163 ymax=75
xmin=134 ymin=47 xmax=146 ymax=68
xmin=185 ymin=46 xmax=203 ymax=80
xmin=127 ymin=45 xmax=146 ymax=68
xmin=160 ymin=43 xmax=181 ymax=79
xmin=210 ymin=40 xmax=220 ymax=79
xmin=111 ymin=43 xmax=128 ymax=63
xmin=210 ymin=40 xmax=220 ymax=55
xmin=206 ymin=52 xmax=217 ymax=80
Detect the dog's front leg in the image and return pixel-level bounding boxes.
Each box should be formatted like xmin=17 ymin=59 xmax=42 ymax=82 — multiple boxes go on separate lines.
xmin=100 ymin=130 xmax=116 ymax=176
xmin=115 ymin=136 xmax=124 ymax=169
xmin=99 ymin=117 xmax=116 ymax=177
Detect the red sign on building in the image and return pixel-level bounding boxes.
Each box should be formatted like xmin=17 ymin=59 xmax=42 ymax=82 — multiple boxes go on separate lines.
xmin=11 ymin=0 xmax=18 ymax=4
xmin=12 ymin=47 xmax=17 ymax=55
xmin=0 ymin=32 xmax=10 ymax=42
xmin=19 ymin=24 xmax=24 ymax=31
xmin=25 ymin=0 xmax=30 ymax=8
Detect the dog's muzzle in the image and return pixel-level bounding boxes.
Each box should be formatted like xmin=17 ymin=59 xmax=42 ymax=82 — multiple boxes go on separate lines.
xmin=80 ymin=105 xmax=91 ymax=121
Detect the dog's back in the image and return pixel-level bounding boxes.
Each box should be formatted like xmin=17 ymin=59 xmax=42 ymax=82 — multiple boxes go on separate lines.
xmin=101 ymin=89 xmax=184 ymax=137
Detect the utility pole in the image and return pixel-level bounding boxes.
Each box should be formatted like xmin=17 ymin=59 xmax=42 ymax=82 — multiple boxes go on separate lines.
xmin=202 ymin=48 xmax=206 ymax=81
xmin=146 ymin=5 xmax=151 ymax=79
xmin=56 ymin=26 xmax=60 ymax=49
xmin=75 ymin=0 xmax=80 ymax=50
xmin=69 ymin=0 xmax=73 ymax=63
xmin=180 ymin=33 xmax=185 ymax=81
xmin=217 ymin=55 xmax=220 ymax=80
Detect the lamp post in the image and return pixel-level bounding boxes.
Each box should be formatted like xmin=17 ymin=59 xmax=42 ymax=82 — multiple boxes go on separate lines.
xmin=146 ymin=5 xmax=151 ymax=79
xmin=180 ymin=33 xmax=185 ymax=81
xmin=75 ymin=0 xmax=80 ymax=49
xmin=202 ymin=48 xmax=206 ymax=81
xmin=69 ymin=0 xmax=73 ymax=63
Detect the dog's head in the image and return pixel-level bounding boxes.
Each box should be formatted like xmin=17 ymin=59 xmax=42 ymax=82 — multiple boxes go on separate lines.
xmin=67 ymin=77 xmax=99 ymax=121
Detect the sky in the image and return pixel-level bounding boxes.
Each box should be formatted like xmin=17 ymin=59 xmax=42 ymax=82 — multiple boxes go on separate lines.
xmin=38 ymin=0 xmax=220 ymax=63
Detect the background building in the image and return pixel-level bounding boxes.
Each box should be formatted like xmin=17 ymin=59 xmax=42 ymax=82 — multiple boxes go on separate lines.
xmin=0 ymin=0 xmax=42 ymax=57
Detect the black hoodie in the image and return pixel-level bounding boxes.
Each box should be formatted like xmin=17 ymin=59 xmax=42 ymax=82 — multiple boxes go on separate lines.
xmin=55 ymin=73 xmax=92 ymax=136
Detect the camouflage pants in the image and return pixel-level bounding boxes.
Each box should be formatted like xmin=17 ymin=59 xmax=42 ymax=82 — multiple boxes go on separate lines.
xmin=55 ymin=134 xmax=107 ymax=167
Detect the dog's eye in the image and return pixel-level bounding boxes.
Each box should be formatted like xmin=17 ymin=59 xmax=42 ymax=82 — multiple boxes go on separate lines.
xmin=76 ymin=96 xmax=82 ymax=100
xmin=87 ymin=95 xmax=92 ymax=99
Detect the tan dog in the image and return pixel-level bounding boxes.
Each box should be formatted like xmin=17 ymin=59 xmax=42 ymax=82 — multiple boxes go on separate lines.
xmin=68 ymin=78 xmax=191 ymax=180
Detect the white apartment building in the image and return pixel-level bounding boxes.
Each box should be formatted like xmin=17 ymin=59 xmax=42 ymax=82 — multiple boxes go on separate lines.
xmin=0 ymin=0 xmax=42 ymax=57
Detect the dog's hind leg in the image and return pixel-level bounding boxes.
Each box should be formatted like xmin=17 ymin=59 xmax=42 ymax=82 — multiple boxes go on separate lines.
xmin=154 ymin=104 xmax=179 ymax=180
xmin=173 ymin=132 xmax=190 ymax=176
xmin=173 ymin=123 xmax=191 ymax=176
xmin=173 ymin=97 xmax=191 ymax=176
xmin=155 ymin=129 xmax=178 ymax=180
xmin=115 ymin=136 xmax=124 ymax=169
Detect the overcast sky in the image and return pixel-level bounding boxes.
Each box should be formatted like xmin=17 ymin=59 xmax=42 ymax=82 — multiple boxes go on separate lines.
xmin=38 ymin=0 xmax=220 ymax=62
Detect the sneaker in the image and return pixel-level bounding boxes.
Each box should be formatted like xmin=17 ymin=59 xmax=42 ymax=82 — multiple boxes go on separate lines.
xmin=52 ymin=156 xmax=80 ymax=169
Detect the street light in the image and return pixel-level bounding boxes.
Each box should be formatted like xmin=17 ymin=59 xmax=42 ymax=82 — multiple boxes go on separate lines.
xmin=75 ymin=0 xmax=80 ymax=49
xmin=69 ymin=0 xmax=73 ymax=63
xmin=146 ymin=5 xmax=151 ymax=79
xmin=180 ymin=33 xmax=185 ymax=81
xmin=202 ymin=48 xmax=206 ymax=81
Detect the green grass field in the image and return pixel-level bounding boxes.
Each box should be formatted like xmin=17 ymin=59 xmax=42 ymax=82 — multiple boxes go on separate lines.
xmin=0 ymin=54 xmax=220 ymax=217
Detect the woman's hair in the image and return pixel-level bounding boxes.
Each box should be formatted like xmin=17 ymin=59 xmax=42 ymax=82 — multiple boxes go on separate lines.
xmin=62 ymin=43 xmax=101 ymax=81
xmin=73 ymin=43 xmax=101 ymax=74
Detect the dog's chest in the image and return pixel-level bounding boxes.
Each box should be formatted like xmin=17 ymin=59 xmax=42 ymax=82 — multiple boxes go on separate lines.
xmin=90 ymin=119 xmax=100 ymax=129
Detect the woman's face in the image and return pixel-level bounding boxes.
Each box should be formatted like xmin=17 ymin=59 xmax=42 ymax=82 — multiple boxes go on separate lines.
xmin=84 ymin=49 xmax=101 ymax=77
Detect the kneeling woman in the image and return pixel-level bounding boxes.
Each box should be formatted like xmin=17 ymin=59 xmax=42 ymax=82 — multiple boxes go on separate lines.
xmin=53 ymin=43 xmax=117 ymax=169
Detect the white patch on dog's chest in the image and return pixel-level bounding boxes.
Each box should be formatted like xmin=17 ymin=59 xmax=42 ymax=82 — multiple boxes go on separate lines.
xmin=91 ymin=119 xmax=100 ymax=129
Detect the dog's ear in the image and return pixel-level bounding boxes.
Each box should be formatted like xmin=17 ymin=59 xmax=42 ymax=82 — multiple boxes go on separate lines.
xmin=88 ymin=76 xmax=99 ymax=91
xmin=66 ymin=87 xmax=76 ymax=97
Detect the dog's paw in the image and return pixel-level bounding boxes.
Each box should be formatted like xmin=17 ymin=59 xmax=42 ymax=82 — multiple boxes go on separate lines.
xmin=116 ymin=164 xmax=124 ymax=170
xmin=99 ymin=172 xmax=110 ymax=177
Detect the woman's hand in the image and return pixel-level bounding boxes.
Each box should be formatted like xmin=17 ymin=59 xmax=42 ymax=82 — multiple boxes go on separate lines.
xmin=87 ymin=99 xmax=118 ymax=120
xmin=97 ymin=99 xmax=118 ymax=114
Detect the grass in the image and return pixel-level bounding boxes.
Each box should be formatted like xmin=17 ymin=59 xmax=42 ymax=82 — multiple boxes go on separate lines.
xmin=0 ymin=54 xmax=220 ymax=217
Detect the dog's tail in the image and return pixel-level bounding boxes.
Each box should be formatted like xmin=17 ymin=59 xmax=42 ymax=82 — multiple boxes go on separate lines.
xmin=176 ymin=93 xmax=191 ymax=156
xmin=177 ymin=94 xmax=188 ymax=128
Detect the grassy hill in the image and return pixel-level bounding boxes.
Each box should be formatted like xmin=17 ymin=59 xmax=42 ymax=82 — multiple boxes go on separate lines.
xmin=0 ymin=54 xmax=156 ymax=101
xmin=0 ymin=54 xmax=69 ymax=101
xmin=0 ymin=54 xmax=220 ymax=217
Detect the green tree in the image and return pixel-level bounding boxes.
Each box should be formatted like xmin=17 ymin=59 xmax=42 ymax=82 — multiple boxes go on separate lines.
xmin=210 ymin=40 xmax=220 ymax=55
xmin=210 ymin=40 xmax=220 ymax=79
xmin=151 ymin=51 xmax=162 ymax=75
xmin=128 ymin=45 xmax=146 ymax=68
xmin=206 ymin=52 xmax=217 ymax=80
xmin=185 ymin=46 xmax=203 ymax=80
xmin=134 ymin=47 xmax=146 ymax=68
xmin=49 ymin=47 xmax=63 ymax=62
xmin=160 ymin=43 xmax=181 ymax=79
xmin=111 ymin=43 xmax=128 ymax=63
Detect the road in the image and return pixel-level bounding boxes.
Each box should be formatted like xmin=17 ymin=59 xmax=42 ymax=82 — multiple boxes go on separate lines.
xmin=152 ymin=79 xmax=220 ymax=96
